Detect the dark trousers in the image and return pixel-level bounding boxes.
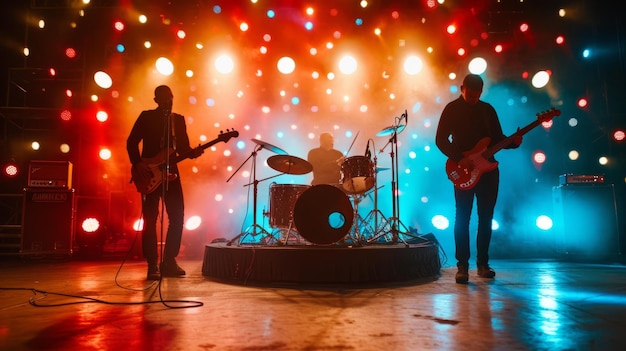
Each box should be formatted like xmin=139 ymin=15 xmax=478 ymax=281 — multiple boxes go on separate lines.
xmin=453 ymin=168 xmax=499 ymax=267
xmin=141 ymin=178 xmax=185 ymax=263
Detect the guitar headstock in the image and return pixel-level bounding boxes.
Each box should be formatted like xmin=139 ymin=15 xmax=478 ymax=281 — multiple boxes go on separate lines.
xmin=537 ymin=107 xmax=561 ymax=122
xmin=218 ymin=129 xmax=239 ymax=142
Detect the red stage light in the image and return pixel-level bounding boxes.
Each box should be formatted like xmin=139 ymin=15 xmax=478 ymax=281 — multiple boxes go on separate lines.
xmin=60 ymin=109 xmax=72 ymax=121
xmin=114 ymin=21 xmax=125 ymax=32
xmin=519 ymin=23 xmax=529 ymax=33
xmin=65 ymin=47 xmax=77 ymax=58
xmin=96 ymin=110 xmax=108 ymax=122
xmin=133 ymin=219 xmax=144 ymax=232
xmin=556 ymin=35 xmax=565 ymax=45
xmin=3 ymin=162 xmax=19 ymax=178
xmin=81 ymin=217 xmax=101 ymax=233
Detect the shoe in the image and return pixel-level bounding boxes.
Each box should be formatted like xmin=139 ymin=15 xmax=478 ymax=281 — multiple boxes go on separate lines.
xmin=455 ymin=265 xmax=469 ymax=284
xmin=477 ymin=265 xmax=496 ymax=278
xmin=160 ymin=259 xmax=186 ymax=277
xmin=147 ymin=263 xmax=161 ymax=280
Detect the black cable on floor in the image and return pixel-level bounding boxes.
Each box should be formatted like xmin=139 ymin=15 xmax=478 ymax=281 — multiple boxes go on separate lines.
xmin=0 ymin=287 xmax=203 ymax=309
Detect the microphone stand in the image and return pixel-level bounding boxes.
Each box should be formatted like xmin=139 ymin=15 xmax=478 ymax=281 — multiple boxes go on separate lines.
xmin=388 ymin=128 xmax=406 ymax=243
xmin=157 ymin=108 xmax=172 ymax=267
xmin=363 ymin=142 xmax=389 ymax=243
xmin=367 ymin=112 xmax=416 ymax=246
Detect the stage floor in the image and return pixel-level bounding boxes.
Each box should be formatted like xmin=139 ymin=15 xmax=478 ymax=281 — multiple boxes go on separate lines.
xmin=2 ymin=257 xmax=626 ymax=350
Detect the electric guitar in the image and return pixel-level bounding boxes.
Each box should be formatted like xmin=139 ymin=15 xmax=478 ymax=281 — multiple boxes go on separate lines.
xmin=446 ymin=108 xmax=560 ymax=190
xmin=131 ymin=129 xmax=239 ymax=194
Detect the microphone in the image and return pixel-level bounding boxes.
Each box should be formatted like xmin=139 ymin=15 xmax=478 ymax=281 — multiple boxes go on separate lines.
xmin=403 ymin=109 xmax=408 ymax=125
xmin=365 ymin=140 xmax=371 ymax=159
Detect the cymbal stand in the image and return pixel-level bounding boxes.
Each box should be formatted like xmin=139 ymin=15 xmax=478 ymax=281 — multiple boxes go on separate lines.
xmin=227 ymin=144 xmax=272 ymax=245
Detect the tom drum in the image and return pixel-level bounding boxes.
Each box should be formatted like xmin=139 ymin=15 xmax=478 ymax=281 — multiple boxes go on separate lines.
xmin=340 ymin=156 xmax=375 ymax=194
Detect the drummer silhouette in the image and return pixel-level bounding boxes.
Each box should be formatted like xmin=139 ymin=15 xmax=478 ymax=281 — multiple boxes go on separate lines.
xmin=307 ymin=132 xmax=345 ymax=186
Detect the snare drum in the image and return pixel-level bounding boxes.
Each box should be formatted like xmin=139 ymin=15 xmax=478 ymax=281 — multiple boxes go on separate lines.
xmin=340 ymin=156 xmax=375 ymax=194
xmin=269 ymin=183 xmax=310 ymax=228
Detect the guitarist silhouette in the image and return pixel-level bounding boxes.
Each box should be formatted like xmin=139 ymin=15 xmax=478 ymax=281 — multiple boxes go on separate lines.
xmin=126 ymin=85 xmax=237 ymax=280
xmin=435 ymin=74 xmax=523 ymax=284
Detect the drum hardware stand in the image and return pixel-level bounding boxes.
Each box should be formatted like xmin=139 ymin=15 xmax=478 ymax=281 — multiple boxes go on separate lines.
xmin=274 ymin=224 xmax=303 ymax=245
xmin=367 ymin=111 xmax=419 ymax=246
xmin=363 ymin=187 xmax=390 ymax=243
xmin=271 ymin=204 xmax=302 ymax=245
xmin=226 ymin=144 xmax=273 ymax=245
xmin=346 ymin=192 xmax=368 ymax=246
xmin=363 ymin=152 xmax=390 ymax=243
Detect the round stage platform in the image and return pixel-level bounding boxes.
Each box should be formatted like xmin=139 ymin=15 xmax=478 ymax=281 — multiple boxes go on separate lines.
xmin=202 ymin=240 xmax=441 ymax=286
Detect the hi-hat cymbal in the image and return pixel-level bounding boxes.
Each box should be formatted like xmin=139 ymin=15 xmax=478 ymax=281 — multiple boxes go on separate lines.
xmin=251 ymin=138 xmax=288 ymax=155
xmin=376 ymin=124 xmax=406 ymax=137
xmin=267 ymin=155 xmax=313 ymax=175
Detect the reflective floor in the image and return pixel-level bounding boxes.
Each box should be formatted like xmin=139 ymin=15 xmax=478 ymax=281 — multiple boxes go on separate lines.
xmin=2 ymin=256 xmax=626 ymax=351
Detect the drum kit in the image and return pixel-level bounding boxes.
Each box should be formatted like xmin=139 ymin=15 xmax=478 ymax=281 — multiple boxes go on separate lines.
xmin=228 ymin=112 xmax=417 ymax=246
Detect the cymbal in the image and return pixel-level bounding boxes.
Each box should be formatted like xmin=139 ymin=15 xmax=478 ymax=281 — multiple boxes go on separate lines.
xmin=376 ymin=124 xmax=406 ymax=137
xmin=267 ymin=155 xmax=313 ymax=175
xmin=376 ymin=167 xmax=390 ymax=173
xmin=251 ymin=138 xmax=287 ymax=155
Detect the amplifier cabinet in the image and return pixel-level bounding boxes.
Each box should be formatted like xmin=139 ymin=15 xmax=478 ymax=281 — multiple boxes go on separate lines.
xmin=552 ymin=184 xmax=620 ymax=258
xmin=28 ymin=160 xmax=73 ymax=188
xmin=21 ymin=188 xmax=75 ymax=256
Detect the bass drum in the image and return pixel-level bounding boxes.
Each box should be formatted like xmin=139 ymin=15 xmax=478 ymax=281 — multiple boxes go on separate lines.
xmin=269 ymin=183 xmax=310 ymax=228
xmin=340 ymin=156 xmax=375 ymax=194
xmin=293 ymin=184 xmax=354 ymax=245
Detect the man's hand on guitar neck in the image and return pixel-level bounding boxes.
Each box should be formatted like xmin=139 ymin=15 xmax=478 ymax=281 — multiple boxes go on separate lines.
xmin=509 ymin=129 xmax=523 ymax=149
xmin=189 ymin=145 xmax=204 ymax=159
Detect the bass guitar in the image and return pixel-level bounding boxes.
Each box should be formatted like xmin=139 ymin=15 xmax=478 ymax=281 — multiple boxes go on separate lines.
xmin=446 ymin=108 xmax=560 ymax=190
xmin=131 ymin=129 xmax=239 ymax=194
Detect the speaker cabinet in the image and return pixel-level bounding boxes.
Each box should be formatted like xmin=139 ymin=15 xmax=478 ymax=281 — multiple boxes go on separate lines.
xmin=552 ymin=184 xmax=620 ymax=258
xmin=21 ymin=188 xmax=75 ymax=256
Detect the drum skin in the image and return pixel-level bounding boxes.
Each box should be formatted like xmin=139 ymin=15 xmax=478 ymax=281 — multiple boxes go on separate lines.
xmin=293 ymin=184 xmax=354 ymax=245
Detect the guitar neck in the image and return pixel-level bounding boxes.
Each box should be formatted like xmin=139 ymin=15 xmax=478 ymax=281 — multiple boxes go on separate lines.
xmin=170 ymin=139 xmax=218 ymax=164
xmin=483 ymin=118 xmax=542 ymax=159
xmin=167 ymin=130 xmax=238 ymax=165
